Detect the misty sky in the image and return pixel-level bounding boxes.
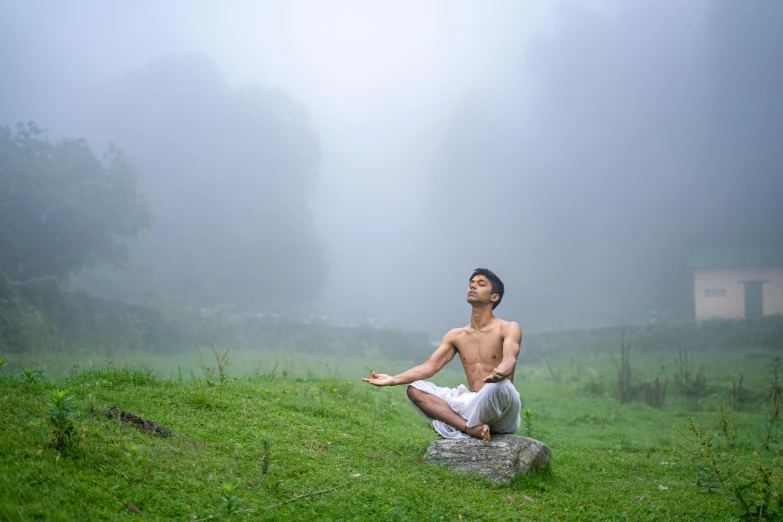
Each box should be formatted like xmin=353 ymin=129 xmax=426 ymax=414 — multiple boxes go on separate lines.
xmin=2 ymin=0 xmax=781 ymax=337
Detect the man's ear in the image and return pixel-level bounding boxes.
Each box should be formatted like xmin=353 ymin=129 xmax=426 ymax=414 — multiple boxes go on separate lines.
xmin=491 ymin=293 xmax=499 ymax=303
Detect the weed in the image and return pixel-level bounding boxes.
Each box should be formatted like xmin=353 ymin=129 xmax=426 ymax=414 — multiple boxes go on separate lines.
xmin=644 ymin=374 xmax=669 ymax=409
xmin=21 ymin=368 xmax=39 ymax=383
xmin=523 ymin=409 xmax=535 ymax=437
xmin=0 ymin=358 xmax=6 ymax=373
xmin=764 ymin=390 xmax=781 ymax=450
xmin=717 ymin=400 xmax=735 ymax=445
xmin=220 ymin=483 xmax=244 ymax=518
xmin=675 ymin=415 xmax=783 ymax=520
xmin=769 ymin=358 xmax=782 ymax=420
xmin=253 ymin=359 xmax=279 ymax=380
xmin=618 ymin=331 xmax=632 ymax=404
xmin=190 ymin=388 xmax=211 ymax=408
xmin=47 ymin=389 xmax=76 ymax=450
xmin=576 ymin=367 xmax=606 ymax=396
xmin=733 ymin=374 xmax=749 ymax=411
xmin=542 ymin=354 xmax=562 ymax=383
xmin=123 ymin=444 xmax=145 ymax=486
xmin=194 ymin=342 xmax=232 ymax=383
xmin=677 ymin=346 xmax=706 ymax=410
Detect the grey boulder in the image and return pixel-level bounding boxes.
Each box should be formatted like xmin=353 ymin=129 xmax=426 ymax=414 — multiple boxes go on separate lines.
xmin=424 ymin=434 xmax=551 ymax=483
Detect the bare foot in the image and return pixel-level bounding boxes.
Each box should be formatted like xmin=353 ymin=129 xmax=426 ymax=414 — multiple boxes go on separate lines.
xmin=465 ymin=424 xmax=491 ymax=443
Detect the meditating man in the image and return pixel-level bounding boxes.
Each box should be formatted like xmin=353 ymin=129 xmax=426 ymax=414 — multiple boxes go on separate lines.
xmin=363 ymin=268 xmax=522 ymax=442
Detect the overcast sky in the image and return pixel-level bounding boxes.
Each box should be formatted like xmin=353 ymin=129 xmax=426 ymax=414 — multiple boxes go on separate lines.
xmin=2 ymin=0 xmax=780 ymax=336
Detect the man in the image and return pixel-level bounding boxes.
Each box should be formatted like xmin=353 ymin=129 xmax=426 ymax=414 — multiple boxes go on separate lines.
xmin=362 ymin=268 xmax=522 ymax=442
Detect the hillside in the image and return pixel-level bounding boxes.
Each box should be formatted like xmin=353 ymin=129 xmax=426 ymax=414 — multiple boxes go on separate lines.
xmin=2 ymin=355 xmax=778 ymax=521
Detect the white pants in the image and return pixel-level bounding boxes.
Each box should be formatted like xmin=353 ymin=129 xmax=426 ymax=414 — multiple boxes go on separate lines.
xmin=407 ymin=379 xmax=522 ymax=439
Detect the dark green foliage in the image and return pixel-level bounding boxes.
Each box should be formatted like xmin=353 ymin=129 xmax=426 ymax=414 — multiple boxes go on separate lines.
xmin=524 ymin=316 xmax=783 ymax=363
xmin=0 ymin=270 xmax=52 ymax=352
xmin=3 ymin=269 xmax=432 ymax=359
xmin=0 ymin=122 xmax=151 ymax=280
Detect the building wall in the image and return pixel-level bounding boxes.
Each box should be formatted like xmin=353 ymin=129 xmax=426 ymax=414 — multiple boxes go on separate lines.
xmin=693 ymin=266 xmax=783 ymax=321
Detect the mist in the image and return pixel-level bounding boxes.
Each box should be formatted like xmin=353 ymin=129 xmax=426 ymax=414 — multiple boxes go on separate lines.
xmin=2 ymin=0 xmax=781 ymax=339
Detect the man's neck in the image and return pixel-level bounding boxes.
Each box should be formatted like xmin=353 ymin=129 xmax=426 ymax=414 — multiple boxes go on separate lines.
xmin=469 ymin=305 xmax=495 ymax=330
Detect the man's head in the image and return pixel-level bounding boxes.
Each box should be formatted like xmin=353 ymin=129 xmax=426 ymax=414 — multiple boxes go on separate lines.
xmin=467 ymin=268 xmax=505 ymax=310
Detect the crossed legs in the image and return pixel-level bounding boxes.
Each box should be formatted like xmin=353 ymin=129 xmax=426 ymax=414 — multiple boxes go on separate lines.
xmin=407 ymin=385 xmax=491 ymax=442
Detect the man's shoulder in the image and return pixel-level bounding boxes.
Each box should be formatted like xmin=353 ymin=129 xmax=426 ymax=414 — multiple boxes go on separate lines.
xmin=499 ymin=320 xmax=522 ymax=336
xmin=444 ymin=326 xmax=467 ymax=339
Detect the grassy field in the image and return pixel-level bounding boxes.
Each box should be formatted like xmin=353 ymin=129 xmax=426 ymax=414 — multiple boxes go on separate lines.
xmin=1 ymin=343 xmax=782 ymax=521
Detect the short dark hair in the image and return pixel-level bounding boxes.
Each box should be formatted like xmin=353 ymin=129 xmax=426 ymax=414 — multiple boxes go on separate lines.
xmin=470 ymin=268 xmax=505 ymax=309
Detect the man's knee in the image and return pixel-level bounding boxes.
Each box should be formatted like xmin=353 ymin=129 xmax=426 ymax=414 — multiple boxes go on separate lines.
xmin=482 ymin=380 xmax=518 ymax=403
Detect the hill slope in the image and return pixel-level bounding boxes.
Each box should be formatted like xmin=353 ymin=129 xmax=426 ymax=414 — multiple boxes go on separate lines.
xmin=0 ymin=363 xmax=771 ymax=521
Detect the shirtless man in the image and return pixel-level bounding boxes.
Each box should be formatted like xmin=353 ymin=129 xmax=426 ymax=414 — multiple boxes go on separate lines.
xmin=362 ymin=268 xmax=522 ymax=442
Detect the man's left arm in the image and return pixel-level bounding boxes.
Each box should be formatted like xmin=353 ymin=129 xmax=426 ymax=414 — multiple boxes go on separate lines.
xmin=484 ymin=322 xmax=522 ymax=383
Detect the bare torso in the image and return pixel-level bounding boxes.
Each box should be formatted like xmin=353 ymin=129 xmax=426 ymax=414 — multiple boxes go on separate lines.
xmin=448 ymin=318 xmax=513 ymax=392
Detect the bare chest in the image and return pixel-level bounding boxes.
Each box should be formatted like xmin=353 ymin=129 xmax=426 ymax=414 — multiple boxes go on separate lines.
xmin=455 ymin=329 xmax=504 ymax=365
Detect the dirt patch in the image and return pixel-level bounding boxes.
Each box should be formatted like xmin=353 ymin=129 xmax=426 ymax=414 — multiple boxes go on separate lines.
xmin=106 ymin=406 xmax=172 ymax=437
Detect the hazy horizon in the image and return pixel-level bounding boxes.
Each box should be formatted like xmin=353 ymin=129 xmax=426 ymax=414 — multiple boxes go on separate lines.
xmin=2 ymin=0 xmax=781 ymax=338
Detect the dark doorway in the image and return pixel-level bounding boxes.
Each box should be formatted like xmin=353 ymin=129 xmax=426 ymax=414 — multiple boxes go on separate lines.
xmin=742 ymin=281 xmax=765 ymax=319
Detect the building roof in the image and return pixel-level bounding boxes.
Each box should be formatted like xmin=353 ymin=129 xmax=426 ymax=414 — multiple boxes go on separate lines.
xmin=688 ymin=244 xmax=783 ymax=270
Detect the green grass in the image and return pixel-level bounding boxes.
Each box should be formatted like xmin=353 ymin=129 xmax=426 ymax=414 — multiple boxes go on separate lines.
xmin=0 ymin=352 xmax=781 ymax=521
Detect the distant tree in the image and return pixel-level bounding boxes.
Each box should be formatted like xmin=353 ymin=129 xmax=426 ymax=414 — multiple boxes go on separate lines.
xmin=0 ymin=122 xmax=151 ymax=280
xmin=78 ymin=55 xmax=327 ymax=311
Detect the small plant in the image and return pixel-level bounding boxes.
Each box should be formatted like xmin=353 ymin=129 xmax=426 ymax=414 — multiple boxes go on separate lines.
xmin=675 ymin=415 xmax=783 ymax=520
xmin=21 ymin=368 xmax=39 ymax=383
xmin=769 ymin=358 xmax=782 ymax=420
xmin=220 ymin=483 xmax=243 ymax=518
xmin=0 ymin=358 xmax=7 ymax=373
xmin=732 ymin=374 xmax=749 ymax=411
xmin=644 ymin=374 xmax=669 ymax=409
xmin=764 ymin=389 xmax=782 ymax=451
xmin=194 ymin=342 xmax=232 ymax=383
xmin=677 ymin=346 xmax=707 ymax=410
xmin=618 ymin=331 xmax=632 ymax=403
xmin=47 ymin=389 xmax=76 ymax=450
xmin=124 ymin=444 xmax=142 ymax=483
xmin=254 ymin=359 xmax=279 ymax=381
xmin=576 ymin=367 xmax=606 ymax=396
xmin=717 ymin=400 xmax=735 ymax=444
xmin=523 ymin=409 xmax=535 ymax=438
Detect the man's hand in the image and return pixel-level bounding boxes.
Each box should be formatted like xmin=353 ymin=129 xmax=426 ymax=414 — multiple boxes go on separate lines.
xmin=483 ymin=367 xmax=506 ymax=383
xmin=362 ymin=371 xmax=396 ymax=386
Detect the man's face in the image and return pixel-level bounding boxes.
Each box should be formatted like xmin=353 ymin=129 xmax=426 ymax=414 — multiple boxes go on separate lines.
xmin=467 ymin=274 xmax=496 ymax=306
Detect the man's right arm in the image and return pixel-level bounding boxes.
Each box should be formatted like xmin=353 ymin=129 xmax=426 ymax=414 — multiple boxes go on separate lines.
xmin=362 ymin=330 xmax=459 ymax=387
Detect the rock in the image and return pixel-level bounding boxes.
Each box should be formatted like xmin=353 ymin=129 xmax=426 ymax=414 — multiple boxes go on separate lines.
xmin=424 ymin=434 xmax=550 ymax=482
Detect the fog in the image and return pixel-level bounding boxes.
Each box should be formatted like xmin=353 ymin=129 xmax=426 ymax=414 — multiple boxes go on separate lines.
xmin=2 ymin=0 xmax=781 ymax=338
